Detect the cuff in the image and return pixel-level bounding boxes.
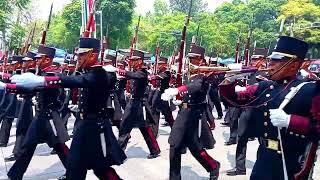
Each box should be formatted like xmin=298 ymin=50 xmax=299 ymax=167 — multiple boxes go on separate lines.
xmin=219 ymin=82 xmax=236 ymax=97
xmin=44 ymin=76 xmax=62 ymax=88
xmin=288 ymin=115 xmax=310 ymax=135
xmin=5 ymin=84 xmax=19 ymax=93
xmin=2 ymin=73 xmax=11 ymax=80
xmin=118 ymin=69 xmax=126 ymax=76
xmin=177 ymin=85 xmax=188 ymax=97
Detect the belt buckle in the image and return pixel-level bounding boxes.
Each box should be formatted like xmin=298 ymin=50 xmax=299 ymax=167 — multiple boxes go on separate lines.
xmin=267 ymin=139 xmax=278 ymax=151
xmin=182 ymin=103 xmax=188 ymax=109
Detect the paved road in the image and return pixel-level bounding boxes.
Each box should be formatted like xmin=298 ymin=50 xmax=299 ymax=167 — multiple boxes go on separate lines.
xmin=0 ymin=110 xmax=319 ymax=180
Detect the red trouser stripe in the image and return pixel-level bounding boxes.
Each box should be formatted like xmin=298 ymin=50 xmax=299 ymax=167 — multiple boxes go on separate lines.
xmin=105 ymin=167 xmax=120 ymax=180
xmin=60 ymin=144 xmax=69 ymax=156
xmin=200 ymin=150 xmax=217 ymax=169
xmin=146 ymin=126 xmax=160 ymax=152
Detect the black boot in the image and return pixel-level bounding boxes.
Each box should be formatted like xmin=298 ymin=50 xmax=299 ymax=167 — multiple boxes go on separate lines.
xmin=209 ymin=161 xmax=220 ymax=180
xmin=226 ymin=168 xmax=246 ymax=176
xmin=4 ymin=154 xmax=17 ymax=162
xmin=147 ymin=151 xmax=161 ymax=159
xmin=57 ymin=173 xmax=66 ymax=180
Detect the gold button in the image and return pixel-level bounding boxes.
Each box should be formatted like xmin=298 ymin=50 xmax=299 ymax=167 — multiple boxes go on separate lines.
xmin=264 ymin=122 xmax=268 ymax=126
xmin=264 ymin=112 xmax=268 ymax=116
xmin=296 ymin=134 xmax=299 ymax=137
xmin=266 ymin=94 xmax=270 ymax=97
xmin=301 ymin=135 xmax=305 ymax=138
xmin=264 ymin=133 xmax=268 ymax=137
xmin=290 ymin=132 xmax=293 ymax=135
xmin=270 ymin=85 xmax=274 ymax=89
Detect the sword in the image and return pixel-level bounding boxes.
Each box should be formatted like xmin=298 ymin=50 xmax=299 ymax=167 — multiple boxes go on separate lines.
xmin=98 ymin=122 xmax=107 ymax=157
xmin=277 ymin=82 xmax=314 ymax=180
xmin=49 ymin=119 xmax=58 ymax=136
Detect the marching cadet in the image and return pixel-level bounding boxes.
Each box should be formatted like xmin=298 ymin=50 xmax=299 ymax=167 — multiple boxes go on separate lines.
xmin=5 ymin=52 xmax=37 ymax=162
xmin=104 ymin=54 xmax=123 ymax=129
xmin=161 ymin=45 xmax=220 ymax=180
xmin=227 ymin=47 xmax=269 ymax=176
xmin=109 ymin=50 xmax=161 ymax=159
xmin=0 ymin=45 xmax=70 ymax=180
xmin=219 ymin=36 xmax=320 ymax=180
xmin=115 ymin=60 xmax=127 ymax=110
xmin=153 ymin=57 xmax=175 ymax=128
xmin=0 ymin=55 xmax=23 ymax=147
xmin=5 ymin=37 xmax=126 ymax=180
xmin=207 ymin=56 xmax=223 ymax=120
xmin=148 ymin=56 xmax=174 ymax=136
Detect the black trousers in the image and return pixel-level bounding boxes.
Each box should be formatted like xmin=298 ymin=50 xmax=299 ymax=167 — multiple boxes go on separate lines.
xmin=208 ymin=86 xmax=223 ymax=117
xmin=170 ymin=145 xmax=218 ymax=180
xmin=228 ymin=108 xmax=242 ymax=142
xmin=67 ymin=165 xmax=120 ymax=180
xmin=0 ymin=117 xmax=14 ymax=144
xmin=159 ymin=100 xmax=174 ymax=127
xmin=235 ymin=136 xmax=248 ymax=171
xmin=7 ymin=143 xmax=69 ymax=180
xmin=118 ymin=126 xmax=160 ymax=155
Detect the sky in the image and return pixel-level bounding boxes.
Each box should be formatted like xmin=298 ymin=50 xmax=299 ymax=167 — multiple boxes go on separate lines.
xmin=34 ymin=0 xmax=231 ymax=20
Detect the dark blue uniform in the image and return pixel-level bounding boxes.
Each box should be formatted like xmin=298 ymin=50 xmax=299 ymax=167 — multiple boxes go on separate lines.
xmin=117 ymin=69 xmax=161 ymax=157
xmin=220 ymin=77 xmax=320 ymax=180
xmin=170 ymin=74 xmax=219 ymax=180
xmin=6 ymin=67 xmax=70 ymax=180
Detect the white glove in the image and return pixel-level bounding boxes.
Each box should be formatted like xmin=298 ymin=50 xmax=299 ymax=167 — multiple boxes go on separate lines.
xmin=269 ymin=109 xmax=290 ymax=128
xmin=161 ymin=88 xmax=179 ymax=101
xmin=227 ymin=63 xmax=242 ymax=71
xmin=32 ymin=97 xmax=38 ymax=105
xmin=68 ymin=104 xmax=79 ymax=112
xmin=235 ymin=85 xmax=246 ymax=92
xmin=10 ymin=73 xmax=45 ymax=88
xmin=103 ymin=65 xmax=118 ymax=72
xmin=17 ymin=95 xmax=24 ymax=101
xmin=0 ymin=82 xmax=6 ymax=90
xmin=172 ymin=99 xmax=182 ymax=106
xmin=299 ymin=69 xmax=309 ymax=78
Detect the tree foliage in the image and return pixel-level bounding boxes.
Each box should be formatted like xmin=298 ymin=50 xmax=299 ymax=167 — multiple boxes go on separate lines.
xmin=0 ymin=0 xmax=30 ymax=47
xmin=17 ymin=0 xmax=320 ymax=58
xmin=169 ymin=0 xmax=207 ymax=14
xmin=46 ymin=0 xmax=82 ymax=52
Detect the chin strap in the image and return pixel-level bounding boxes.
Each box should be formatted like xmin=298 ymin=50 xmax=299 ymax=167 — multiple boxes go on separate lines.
xmin=268 ymin=58 xmax=295 ymax=79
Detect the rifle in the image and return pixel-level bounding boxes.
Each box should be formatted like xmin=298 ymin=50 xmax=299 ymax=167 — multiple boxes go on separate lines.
xmin=126 ymin=15 xmax=141 ymax=93
xmin=82 ymin=0 xmax=97 ymax=38
xmin=40 ymin=3 xmax=53 ymax=45
xmin=101 ymin=36 xmax=107 ymax=63
xmin=21 ymin=28 xmax=32 ymax=55
xmin=235 ymin=35 xmax=241 ymax=63
xmin=294 ymin=141 xmax=319 ymax=180
xmin=153 ymin=42 xmax=160 ymax=75
xmin=25 ymin=23 xmax=36 ymax=54
xmin=129 ymin=15 xmax=141 ymax=58
xmin=176 ymin=0 xmax=193 ymax=89
xmin=244 ymin=14 xmax=254 ymax=66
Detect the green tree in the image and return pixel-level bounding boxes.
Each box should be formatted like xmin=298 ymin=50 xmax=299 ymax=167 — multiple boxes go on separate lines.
xmin=8 ymin=24 xmax=26 ymax=51
xmin=278 ymin=0 xmax=320 ymax=58
xmin=100 ymin=0 xmax=135 ymax=49
xmin=0 ymin=0 xmax=31 ymax=46
xmin=46 ymin=0 xmax=81 ymax=52
xmin=169 ymin=0 xmax=207 ymax=14
xmin=154 ymin=0 xmax=169 ymax=16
